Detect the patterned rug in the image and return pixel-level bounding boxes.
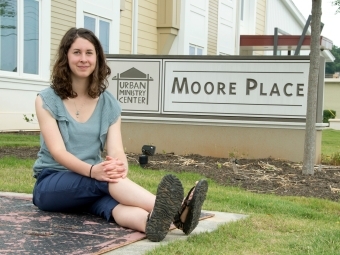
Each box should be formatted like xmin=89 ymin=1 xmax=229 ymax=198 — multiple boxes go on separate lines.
xmin=0 ymin=196 xmax=214 ymax=255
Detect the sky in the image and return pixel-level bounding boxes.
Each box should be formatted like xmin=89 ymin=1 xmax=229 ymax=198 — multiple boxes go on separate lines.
xmin=291 ymin=0 xmax=340 ymax=47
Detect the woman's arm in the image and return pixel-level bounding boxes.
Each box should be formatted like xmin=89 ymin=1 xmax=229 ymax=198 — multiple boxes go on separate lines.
xmin=35 ymin=95 xmax=112 ymax=181
xmin=102 ymin=117 xmax=129 ymax=179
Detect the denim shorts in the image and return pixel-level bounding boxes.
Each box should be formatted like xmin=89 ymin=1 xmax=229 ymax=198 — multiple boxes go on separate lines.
xmin=33 ymin=169 xmax=119 ymax=222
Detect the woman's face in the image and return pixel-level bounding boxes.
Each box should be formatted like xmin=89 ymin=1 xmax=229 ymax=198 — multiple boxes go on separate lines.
xmin=67 ymin=37 xmax=97 ymax=81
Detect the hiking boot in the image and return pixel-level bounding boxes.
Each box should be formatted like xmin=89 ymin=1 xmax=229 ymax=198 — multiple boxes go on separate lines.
xmin=173 ymin=179 xmax=208 ymax=235
xmin=145 ymin=174 xmax=184 ymax=242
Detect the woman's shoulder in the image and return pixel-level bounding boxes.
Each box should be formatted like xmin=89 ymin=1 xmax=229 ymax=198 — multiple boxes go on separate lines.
xmin=102 ymin=90 xmax=115 ymax=99
xmin=101 ymin=90 xmax=120 ymax=105
xmin=38 ymin=86 xmax=61 ymax=105
xmin=38 ymin=86 xmax=65 ymax=119
xmin=100 ymin=90 xmax=121 ymax=121
xmin=39 ymin=86 xmax=57 ymax=98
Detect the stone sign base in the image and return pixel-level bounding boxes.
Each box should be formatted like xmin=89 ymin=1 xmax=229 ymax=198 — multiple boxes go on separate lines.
xmin=121 ymin=121 xmax=322 ymax=164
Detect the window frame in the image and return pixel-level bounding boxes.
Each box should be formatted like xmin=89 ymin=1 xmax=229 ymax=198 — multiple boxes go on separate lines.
xmin=189 ymin=44 xmax=204 ymax=55
xmin=83 ymin=13 xmax=111 ymax=54
xmin=76 ymin=0 xmax=120 ymax=54
xmin=0 ymin=0 xmax=51 ymax=81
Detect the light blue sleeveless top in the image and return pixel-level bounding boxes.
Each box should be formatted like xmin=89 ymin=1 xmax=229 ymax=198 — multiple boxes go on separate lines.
xmin=33 ymin=87 xmax=121 ymax=178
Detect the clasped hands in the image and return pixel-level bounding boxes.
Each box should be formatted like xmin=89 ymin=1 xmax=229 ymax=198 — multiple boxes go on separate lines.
xmin=91 ymin=156 xmax=128 ymax=182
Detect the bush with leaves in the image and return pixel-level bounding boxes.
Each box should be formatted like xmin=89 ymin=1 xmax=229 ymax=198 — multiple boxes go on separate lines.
xmin=323 ymin=109 xmax=336 ymax=123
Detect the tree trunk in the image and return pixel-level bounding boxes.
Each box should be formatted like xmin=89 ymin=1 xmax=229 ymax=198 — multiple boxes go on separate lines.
xmin=302 ymin=0 xmax=322 ymax=175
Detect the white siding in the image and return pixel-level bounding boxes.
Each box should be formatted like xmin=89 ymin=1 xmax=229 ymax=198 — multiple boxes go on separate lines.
xmin=169 ymin=0 xmax=209 ymax=54
xmin=188 ymin=0 xmax=209 ymax=53
xmin=0 ymin=80 xmax=45 ymax=131
xmin=217 ymin=0 xmax=237 ymax=55
xmin=266 ymin=0 xmax=304 ymax=35
xmin=240 ymin=0 xmax=257 ymax=34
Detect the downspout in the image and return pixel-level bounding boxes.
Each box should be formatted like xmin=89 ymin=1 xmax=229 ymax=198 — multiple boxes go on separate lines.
xmin=131 ymin=0 xmax=138 ymax=54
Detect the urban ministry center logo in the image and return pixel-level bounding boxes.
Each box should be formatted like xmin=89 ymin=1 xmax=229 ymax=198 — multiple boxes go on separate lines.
xmin=112 ymin=67 xmax=154 ymax=105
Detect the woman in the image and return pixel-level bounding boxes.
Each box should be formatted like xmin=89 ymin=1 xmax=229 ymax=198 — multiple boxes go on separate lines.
xmin=32 ymin=27 xmax=208 ymax=242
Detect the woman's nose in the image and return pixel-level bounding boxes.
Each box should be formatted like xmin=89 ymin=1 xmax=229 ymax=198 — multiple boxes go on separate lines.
xmin=80 ymin=53 xmax=87 ymax=62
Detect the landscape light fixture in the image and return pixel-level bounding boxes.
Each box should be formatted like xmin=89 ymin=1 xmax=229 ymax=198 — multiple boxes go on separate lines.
xmin=139 ymin=145 xmax=156 ymax=168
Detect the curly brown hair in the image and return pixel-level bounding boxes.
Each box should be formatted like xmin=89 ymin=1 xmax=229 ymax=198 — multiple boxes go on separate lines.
xmin=51 ymin=27 xmax=111 ymax=99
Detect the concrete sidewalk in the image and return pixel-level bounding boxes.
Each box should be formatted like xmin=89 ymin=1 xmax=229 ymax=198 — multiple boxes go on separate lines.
xmin=0 ymin=192 xmax=247 ymax=255
xmin=107 ymin=210 xmax=247 ymax=255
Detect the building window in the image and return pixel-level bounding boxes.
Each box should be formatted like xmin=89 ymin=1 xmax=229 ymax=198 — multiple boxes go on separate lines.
xmin=0 ymin=0 xmax=40 ymax=75
xmin=189 ymin=44 xmax=203 ymax=55
xmin=84 ymin=14 xmax=110 ymax=54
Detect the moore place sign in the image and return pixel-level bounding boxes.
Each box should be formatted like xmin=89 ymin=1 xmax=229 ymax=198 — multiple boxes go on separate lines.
xmin=107 ymin=56 xmax=311 ymax=120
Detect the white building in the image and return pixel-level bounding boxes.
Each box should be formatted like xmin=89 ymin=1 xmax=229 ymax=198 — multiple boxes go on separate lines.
xmin=0 ymin=0 xmax=335 ymax=163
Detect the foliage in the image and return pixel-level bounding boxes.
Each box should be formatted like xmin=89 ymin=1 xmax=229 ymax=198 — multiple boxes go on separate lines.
xmin=23 ymin=114 xmax=36 ymax=123
xmin=327 ymin=1 xmax=340 ymax=74
xmin=333 ymin=0 xmax=340 ymax=14
xmin=323 ymin=109 xmax=336 ymax=123
xmin=325 ymin=45 xmax=340 ymax=74
xmin=0 ymin=0 xmax=15 ymax=17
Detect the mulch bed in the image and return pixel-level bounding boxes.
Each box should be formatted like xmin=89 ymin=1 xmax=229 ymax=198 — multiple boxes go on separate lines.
xmin=127 ymin=153 xmax=340 ymax=202
xmin=1 ymin=147 xmax=340 ymax=202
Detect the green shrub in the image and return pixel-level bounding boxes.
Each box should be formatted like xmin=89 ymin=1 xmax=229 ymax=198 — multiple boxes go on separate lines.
xmin=323 ymin=109 xmax=336 ymax=123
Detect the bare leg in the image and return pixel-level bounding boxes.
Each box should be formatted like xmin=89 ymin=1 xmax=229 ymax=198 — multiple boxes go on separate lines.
xmin=108 ymin=178 xmax=155 ymax=212
xmin=111 ymin=175 xmax=184 ymax=241
xmin=112 ymin=204 xmax=148 ymax=232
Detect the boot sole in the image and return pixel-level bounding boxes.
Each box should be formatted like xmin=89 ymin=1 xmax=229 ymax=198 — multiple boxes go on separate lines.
xmin=146 ymin=174 xmax=184 ymax=242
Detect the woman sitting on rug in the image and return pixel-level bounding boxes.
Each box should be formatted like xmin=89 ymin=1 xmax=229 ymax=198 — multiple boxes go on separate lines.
xmin=32 ymin=27 xmax=208 ymax=242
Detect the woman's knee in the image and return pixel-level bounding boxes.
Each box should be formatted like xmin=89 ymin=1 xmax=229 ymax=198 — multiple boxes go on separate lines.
xmin=112 ymin=205 xmax=148 ymax=232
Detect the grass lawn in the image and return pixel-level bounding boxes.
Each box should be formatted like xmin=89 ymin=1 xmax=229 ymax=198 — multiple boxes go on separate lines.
xmin=321 ymin=129 xmax=340 ymax=165
xmin=0 ymin=133 xmax=40 ymax=147
xmin=322 ymin=129 xmax=340 ymax=154
xmin=0 ymin=130 xmax=340 ymax=254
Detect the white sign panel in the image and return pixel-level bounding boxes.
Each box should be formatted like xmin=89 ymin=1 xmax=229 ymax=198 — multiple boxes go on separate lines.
xmin=163 ymin=59 xmax=310 ymax=118
xmin=107 ymin=59 xmax=161 ymax=112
